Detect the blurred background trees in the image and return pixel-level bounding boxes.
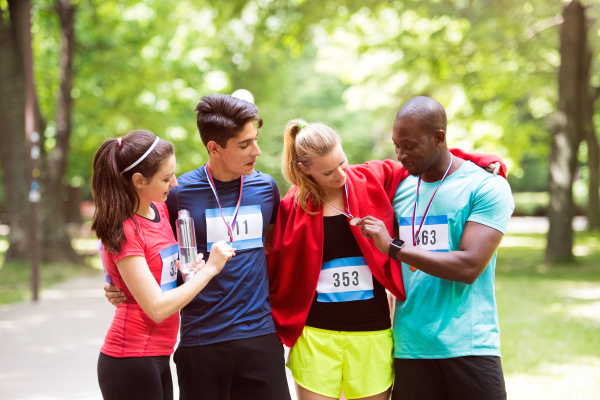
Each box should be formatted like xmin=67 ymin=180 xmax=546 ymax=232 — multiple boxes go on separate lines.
xmin=0 ymin=0 xmax=599 ymax=264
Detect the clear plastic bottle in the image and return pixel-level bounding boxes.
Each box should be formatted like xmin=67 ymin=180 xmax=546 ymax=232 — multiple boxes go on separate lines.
xmin=176 ymin=209 xmax=197 ymax=274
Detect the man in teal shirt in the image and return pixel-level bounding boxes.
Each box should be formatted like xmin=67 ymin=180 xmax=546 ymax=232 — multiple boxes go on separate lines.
xmin=359 ymin=96 xmax=514 ymax=400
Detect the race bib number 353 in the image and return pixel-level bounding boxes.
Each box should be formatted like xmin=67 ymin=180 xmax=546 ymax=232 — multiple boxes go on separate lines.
xmin=399 ymin=215 xmax=449 ymax=252
xmin=160 ymin=244 xmax=179 ymax=292
xmin=316 ymin=257 xmax=374 ymax=303
xmin=206 ymin=205 xmax=264 ymax=252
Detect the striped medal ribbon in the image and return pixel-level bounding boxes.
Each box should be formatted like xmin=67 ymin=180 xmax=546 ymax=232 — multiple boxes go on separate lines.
xmin=309 ymin=182 xmax=360 ymax=226
xmin=204 ymin=165 xmax=243 ymax=244
xmin=410 ymin=156 xmax=454 ymax=271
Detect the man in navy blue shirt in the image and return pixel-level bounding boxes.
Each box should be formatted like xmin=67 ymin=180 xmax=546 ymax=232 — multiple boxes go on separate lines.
xmin=105 ymin=94 xmax=290 ymax=400
xmin=169 ymin=94 xmax=288 ymax=400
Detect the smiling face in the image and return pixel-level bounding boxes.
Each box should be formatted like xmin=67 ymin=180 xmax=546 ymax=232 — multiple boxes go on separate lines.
xmin=136 ymin=154 xmax=178 ymax=203
xmin=216 ymin=120 xmax=262 ymax=177
xmin=392 ymin=115 xmax=442 ymax=176
xmin=300 ymin=143 xmax=348 ymax=192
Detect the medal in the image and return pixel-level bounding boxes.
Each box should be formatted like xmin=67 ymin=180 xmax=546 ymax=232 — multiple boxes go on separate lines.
xmin=205 ymin=165 xmax=243 ymax=244
xmin=410 ymin=156 xmax=454 ymax=272
xmin=310 ymin=182 xmax=359 ymax=225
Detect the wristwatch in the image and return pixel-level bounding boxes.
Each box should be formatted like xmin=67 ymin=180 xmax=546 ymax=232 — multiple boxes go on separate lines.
xmin=388 ymin=238 xmax=405 ymax=259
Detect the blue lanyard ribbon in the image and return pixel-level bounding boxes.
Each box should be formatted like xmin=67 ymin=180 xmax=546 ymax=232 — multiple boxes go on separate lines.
xmin=204 ymin=165 xmax=243 ymax=244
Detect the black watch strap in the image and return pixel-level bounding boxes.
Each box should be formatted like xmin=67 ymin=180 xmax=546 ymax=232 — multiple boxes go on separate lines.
xmin=388 ymin=238 xmax=405 ymax=259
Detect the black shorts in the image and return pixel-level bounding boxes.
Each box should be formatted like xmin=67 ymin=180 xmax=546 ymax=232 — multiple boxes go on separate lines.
xmin=392 ymin=356 xmax=507 ymax=400
xmin=174 ymin=333 xmax=291 ymax=400
xmin=97 ymin=352 xmax=173 ymax=400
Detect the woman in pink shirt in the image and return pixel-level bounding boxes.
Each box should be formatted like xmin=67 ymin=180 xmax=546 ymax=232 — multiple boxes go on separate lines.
xmin=92 ymin=130 xmax=234 ymax=400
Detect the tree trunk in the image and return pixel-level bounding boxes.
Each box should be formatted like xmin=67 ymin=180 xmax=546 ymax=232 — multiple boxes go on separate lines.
xmin=38 ymin=0 xmax=80 ymax=263
xmin=0 ymin=0 xmax=32 ymax=263
xmin=585 ymin=87 xmax=600 ymax=230
xmin=546 ymin=0 xmax=589 ymax=262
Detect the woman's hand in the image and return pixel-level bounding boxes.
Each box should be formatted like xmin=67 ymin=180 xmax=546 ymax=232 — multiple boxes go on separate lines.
xmin=176 ymin=253 xmax=206 ymax=280
xmin=204 ymin=241 xmax=235 ymax=277
xmin=486 ymin=162 xmax=500 ymax=175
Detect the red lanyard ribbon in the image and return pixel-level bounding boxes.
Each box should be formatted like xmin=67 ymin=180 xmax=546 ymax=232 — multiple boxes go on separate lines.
xmin=205 ymin=165 xmax=243 ymax=244
xmin=410 ymin=156 xmax=454 ymax=271
xmin=309 ymin=182 xmax=355 ymax=221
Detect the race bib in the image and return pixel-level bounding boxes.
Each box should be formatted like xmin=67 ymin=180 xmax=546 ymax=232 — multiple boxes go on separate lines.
xmin=399 ymin=215 xmax=449 ymax=252
xmin=159 ymin=244 xmax=179 ymax=292
xmin=316 ymin=256 xmax=374 ymax=302
xmin=96 ymin=240 xmax=112 ymax=284
xmin=206 ymin=205 xmax=264 ymax=252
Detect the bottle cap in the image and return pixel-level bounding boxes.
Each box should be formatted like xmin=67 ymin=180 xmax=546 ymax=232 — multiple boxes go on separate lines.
xmin=178 ymin=209 xmax=190 ymax=218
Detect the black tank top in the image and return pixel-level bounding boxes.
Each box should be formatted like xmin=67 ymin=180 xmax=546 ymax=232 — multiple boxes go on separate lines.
xmin=304 ymin=214 xmax=391 ymax=331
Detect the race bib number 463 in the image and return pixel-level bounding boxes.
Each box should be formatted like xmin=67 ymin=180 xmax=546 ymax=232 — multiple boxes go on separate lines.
xmin=206 ymin=205 xmax=264 ymax=252
xmin=399 ymin=215 xmax=449 ymax=252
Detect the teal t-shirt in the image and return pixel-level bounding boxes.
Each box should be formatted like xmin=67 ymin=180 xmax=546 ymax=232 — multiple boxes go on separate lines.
xmin=392 ymin=160 xmax=514 ymax=359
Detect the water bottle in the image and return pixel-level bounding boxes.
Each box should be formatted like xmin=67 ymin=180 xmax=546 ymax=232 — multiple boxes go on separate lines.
xmin=176 ymin=209 xmax=197 ymax=274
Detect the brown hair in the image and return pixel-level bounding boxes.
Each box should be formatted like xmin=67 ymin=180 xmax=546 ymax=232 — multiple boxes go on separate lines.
xmin=195 ymin=94 xmax=263 ymax=148
xmin=91 ymin=130 xmax=174 ymax=254
xmin=282 ymin=119 xmax=341 ymax=214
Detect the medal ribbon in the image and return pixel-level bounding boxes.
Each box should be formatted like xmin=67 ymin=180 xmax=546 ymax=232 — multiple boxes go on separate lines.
xmin=309 ymin=182 xmax=354 ymax=220
xmin=410 ymin=156 xmax=454 ymax=271
xmin=204 ymin=165 xmax=243 ymax=244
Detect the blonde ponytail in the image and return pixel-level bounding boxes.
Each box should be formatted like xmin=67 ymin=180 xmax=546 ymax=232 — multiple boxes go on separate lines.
xmin=281 ymin=119 xmax=341 ymax=214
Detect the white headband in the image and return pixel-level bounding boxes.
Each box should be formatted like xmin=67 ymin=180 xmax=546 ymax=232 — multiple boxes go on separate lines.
xmin=122 ymin=136 xmax=160 ymax=173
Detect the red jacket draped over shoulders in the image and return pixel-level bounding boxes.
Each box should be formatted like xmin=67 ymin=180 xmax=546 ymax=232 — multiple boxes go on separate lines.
xmin=267 ymin=150 xmax=506 ymax=347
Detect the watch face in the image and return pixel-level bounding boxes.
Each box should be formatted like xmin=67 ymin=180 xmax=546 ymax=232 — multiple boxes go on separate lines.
xmin=389 ymin=238 xmax=404 ymax=258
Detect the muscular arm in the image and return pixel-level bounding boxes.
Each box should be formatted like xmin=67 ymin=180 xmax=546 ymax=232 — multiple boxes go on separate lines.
xmin=359 ymin=217 xmax=504 ymax=284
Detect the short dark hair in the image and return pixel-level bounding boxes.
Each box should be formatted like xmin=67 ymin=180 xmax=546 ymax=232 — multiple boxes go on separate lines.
xmin=195 ymin=94 xmax=263 ymax=148
xmin=395 ymin=96 xmax=447 ymax=136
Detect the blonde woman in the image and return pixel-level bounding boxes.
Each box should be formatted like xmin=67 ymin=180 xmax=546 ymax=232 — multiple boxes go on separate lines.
xmin=267 ymin=120 xmax=505 ymax=400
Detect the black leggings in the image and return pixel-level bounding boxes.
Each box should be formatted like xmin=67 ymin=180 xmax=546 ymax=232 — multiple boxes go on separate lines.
xmin=97 ymin=352 xmax=173 ymax=400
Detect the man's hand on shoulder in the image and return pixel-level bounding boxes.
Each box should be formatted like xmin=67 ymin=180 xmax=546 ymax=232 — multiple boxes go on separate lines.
xmin=104 ymin=282 xmax=127 ymax=306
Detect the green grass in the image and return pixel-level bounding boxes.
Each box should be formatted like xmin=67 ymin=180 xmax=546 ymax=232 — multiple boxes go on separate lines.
xmin=0 ymin=236 xmax=100 ymax=304
xmin=496 ymin=231 xmax=600 ymax=380
xmin=512 ymin=192 xmax=587 ymax=216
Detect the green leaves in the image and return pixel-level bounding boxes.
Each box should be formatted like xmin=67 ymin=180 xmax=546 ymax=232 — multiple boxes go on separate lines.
xmin=27 ymin=0 xmax=598 ymax=198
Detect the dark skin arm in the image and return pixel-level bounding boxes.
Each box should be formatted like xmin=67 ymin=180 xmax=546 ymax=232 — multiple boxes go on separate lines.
xmin=358 ymin=216 xmax=504 ymax=284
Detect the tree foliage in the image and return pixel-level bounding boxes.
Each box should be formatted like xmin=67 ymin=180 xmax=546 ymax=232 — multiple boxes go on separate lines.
xmin=1 ymin=0 xmax=599 ymax=245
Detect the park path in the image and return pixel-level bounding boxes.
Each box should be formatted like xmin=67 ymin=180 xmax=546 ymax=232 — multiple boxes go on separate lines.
xmin=0 ymin=274 xmax=113 ymax=400
xmin=0 ymin=217 xmax=587 ymax=400
xmin=0 ymin=272 xmax=298 ymax=400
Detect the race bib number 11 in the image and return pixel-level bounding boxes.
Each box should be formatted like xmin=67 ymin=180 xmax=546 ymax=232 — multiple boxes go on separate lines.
xmin=206 ymin=205 xmax=264 ymax=252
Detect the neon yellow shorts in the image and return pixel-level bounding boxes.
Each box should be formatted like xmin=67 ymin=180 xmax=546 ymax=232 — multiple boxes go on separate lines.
xmin=287 ymin=326 xmax=394 ymax=399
